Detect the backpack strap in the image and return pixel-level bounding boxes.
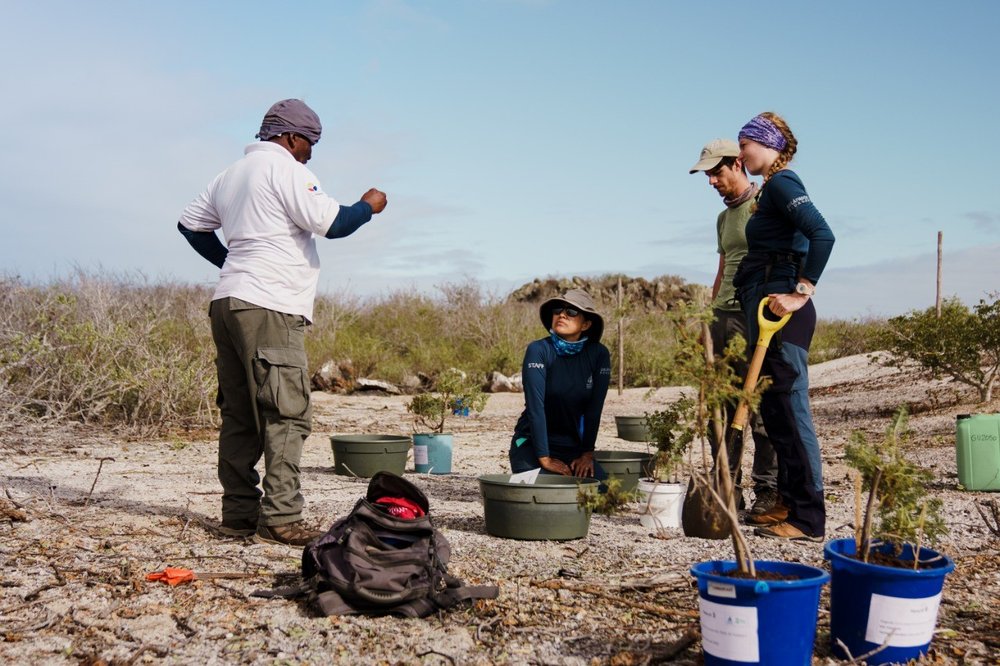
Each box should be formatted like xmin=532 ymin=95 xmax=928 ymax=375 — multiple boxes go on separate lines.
xmin=250 ymin=577 xmax=316 ymax=600
xmin=315 ymin=589 xmax=360 ymax=616
xmin=391 ymin=582 xmax=500 ymax=618
xmin=435 ymin=583 xmax=500 ymax=608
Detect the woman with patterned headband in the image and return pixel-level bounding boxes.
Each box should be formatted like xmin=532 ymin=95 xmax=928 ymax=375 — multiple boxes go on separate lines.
xmin=732 ymin=112 xmax=835 ymax=542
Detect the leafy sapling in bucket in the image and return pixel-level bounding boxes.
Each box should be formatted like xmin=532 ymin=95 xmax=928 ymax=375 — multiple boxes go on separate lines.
xmin=645 ymin=397 xmax=696 ymax=483
xmin=406 ymin=368 xmax=488 ymax=474
xmin=407 ymin=368 xmax=488 ymax=434
xmin=845 ymin=406 xmax=948 ymax=568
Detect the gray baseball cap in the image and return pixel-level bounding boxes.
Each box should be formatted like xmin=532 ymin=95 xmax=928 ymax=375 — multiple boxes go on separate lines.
xmin=689 ymin=138 xmax=740 ymax=173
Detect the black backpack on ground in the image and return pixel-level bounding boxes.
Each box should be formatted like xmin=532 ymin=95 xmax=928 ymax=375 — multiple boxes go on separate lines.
xmin=255 ymin=472 xmax=498 ymax=618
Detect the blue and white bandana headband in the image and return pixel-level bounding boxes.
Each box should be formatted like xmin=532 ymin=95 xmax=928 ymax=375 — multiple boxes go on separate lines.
xmin=738 ymin=115 xmax=787 ymax=151
xmin=550 ymin=330 xmax=588 ymax=356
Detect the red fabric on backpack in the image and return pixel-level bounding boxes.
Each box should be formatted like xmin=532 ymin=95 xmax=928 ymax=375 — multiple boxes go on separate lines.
xmin=373 ymin=496 xmax=425 ymax=520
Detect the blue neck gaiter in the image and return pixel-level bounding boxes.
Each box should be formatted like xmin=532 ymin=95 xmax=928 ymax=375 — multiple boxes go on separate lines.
xmin=549 ymin=330 xmax=588 ymax=356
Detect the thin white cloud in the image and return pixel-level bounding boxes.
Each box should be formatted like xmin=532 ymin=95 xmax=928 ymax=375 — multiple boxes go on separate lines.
xmin=816 ymin=244 xmax=1000 ymax=319
xmin=964 ymin=211 xmax=1000 ymax=233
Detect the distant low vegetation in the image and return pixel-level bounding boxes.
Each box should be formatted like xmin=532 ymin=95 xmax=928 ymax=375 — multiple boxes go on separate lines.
xmin=1 ymin=271 xmax=892 ymax=433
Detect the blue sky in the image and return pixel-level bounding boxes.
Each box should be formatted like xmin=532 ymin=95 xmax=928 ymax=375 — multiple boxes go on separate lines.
xmin=2 ymin=0 xmax=997 ymax=318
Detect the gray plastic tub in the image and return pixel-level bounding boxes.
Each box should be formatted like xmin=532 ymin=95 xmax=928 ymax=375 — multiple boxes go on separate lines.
xmin=478 ymin=474 xmax=598 ymax=540
xmin=594 ymin=450 xmax=654 ymax=492
xmin=330 ymin=434 xmax=411 ymax=477
xmin=614 ymin=415 xmax=651 ymax=442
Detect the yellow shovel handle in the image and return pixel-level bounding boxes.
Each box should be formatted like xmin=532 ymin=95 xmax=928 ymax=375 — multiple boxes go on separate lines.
xmin=732 ymin=297 xmax=793 ymax=431
xmin=756 ymin=296 xmax=792 ymax=347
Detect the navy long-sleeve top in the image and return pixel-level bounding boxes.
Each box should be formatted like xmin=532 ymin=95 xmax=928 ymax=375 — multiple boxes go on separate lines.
xmin=513 ymin=337 xmax=612 ymax=458
xmin=745 ymin=170 xmax=835 ymax=285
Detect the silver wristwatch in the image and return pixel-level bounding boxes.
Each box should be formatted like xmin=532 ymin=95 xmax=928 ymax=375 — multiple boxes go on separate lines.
xmin=795 ymin=282 xmax=815 ymax=296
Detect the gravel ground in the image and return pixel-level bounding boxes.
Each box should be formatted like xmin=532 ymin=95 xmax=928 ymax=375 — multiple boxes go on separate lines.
xmin=1 ymin=353 xmax=998 ymax=665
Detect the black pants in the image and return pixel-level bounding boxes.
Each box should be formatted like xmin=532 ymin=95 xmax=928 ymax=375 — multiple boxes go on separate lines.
xmin=708 ymin=309 xmax=778 ymax=495
xmin=740 ymin=284 xmax=826 ymax=537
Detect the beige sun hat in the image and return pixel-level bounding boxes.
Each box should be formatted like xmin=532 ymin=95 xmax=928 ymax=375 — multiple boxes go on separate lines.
xmin=689 ymin=138 xmax=740 ymax=173
xmin=539 ymin=288 xmax=605 ymax=343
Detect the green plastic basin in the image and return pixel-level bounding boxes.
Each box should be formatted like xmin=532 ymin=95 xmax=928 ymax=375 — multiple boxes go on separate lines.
xmin=330 ymin=434 xmax=411 ymax=477
xmin=615 ymin=415 xmax=651 ymax=442
xmin=478 ymin=474 xmax=598 ymax=540
xmin=594 ymin=450 xmax=654 ymax=492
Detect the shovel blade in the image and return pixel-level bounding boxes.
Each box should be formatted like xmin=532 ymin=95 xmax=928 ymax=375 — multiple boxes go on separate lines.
xmin=681 ymin=477 xmax=731 ymax=539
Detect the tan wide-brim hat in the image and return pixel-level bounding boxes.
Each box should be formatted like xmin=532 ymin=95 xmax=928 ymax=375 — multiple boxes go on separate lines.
xmin=539 ymin=288 xmax=605 ymax=343
xmin=689 ymin=138 xmax=740 ymax=173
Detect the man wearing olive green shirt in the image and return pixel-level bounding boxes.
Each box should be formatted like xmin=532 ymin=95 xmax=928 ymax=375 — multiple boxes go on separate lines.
xmin=690 ymin=139 xmax=778 ymax=515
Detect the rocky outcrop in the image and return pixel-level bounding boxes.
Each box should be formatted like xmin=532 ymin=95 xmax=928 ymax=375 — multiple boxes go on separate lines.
xmin=484 ymin=371 xmax=523 ymax=393
xmin=311 ymin=359 xmax=356 ymax=392
xmin=508 ymin=274 xmax=709 ymax=312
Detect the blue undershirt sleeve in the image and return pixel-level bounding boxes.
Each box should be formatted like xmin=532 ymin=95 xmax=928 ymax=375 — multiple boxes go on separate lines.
xmin=770 ymin=174 xmax=836 ymax=284
xmin=177 ymin=222 xmax=228 ymax=269
xmin=521 ymin=343 xmax=550 ymax=458
xmin=324 ymin=201 xmax=374 ymax=239
xmin=581 ymin=346 xmax=612 ymax=452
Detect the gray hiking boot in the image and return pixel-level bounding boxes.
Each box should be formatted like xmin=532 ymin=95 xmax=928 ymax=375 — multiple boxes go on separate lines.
xmin=750 ymin=488 xmax=780 ymax=516
xmin=219 ymin=517 xmax=257 ymax=538
xmin=254 ymin=521 xmax=323 ymax=546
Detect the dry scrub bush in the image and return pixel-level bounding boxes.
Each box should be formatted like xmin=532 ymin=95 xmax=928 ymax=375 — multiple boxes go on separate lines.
xmin=0 ymin=272 xmax=217 ymax=433
xmin=1 ymin=272 xmax=879 ymax=433
xmin=308 ymin=281 xmax=540 ymax=383
xmin=811 ymin=316 xmax=887 ymax=362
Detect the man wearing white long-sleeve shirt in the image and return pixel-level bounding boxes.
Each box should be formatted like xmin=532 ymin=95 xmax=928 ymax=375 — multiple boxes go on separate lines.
xmin=178 ymin=99 xmax=386 ymax=546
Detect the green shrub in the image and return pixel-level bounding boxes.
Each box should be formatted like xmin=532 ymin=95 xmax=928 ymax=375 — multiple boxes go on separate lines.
xmin=878 ymin=296 xmax=1000 ymax=402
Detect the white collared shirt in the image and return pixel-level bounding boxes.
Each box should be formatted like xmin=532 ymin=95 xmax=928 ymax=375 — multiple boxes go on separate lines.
xmin=179 ymin=142 xmax=340 ymax=321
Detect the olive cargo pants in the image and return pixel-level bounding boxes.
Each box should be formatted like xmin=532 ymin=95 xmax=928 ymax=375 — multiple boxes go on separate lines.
xmin=210 ymin=297 xmax=312 ymax=527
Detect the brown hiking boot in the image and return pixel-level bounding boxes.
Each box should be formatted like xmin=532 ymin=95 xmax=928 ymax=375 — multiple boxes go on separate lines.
xmin=219 ymin=517 xmax=257 ymax=538
xmin=750 ymin=488 xmax=779 ymax=515
xmin=745 ymin=502 xmax=789 ymax=526
xmin=254 ymin=521 xmax=323 ymax=546
xmin=753 ymin=521 xmax=823 ymax=542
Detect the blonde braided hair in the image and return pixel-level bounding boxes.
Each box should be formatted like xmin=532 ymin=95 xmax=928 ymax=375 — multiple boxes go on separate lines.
xmin=759 ymin=111 xmax=798 ymax=182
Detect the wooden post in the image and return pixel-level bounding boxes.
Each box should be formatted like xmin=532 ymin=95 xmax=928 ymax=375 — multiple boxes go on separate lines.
xmin=617 ymin=276 xmax=624 ymax=396
xmin=936 ymin=231 xmax=943 ymax=318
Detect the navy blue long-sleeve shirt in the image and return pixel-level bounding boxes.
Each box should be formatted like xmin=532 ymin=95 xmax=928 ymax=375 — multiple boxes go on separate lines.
xmin=513 ymin=337 xmax=612 ymax=458
xmin=745 ymin=170 xmax=835 ymax=285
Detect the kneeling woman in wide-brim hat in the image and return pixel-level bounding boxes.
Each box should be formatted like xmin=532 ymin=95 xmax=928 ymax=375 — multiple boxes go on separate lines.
xmin=510 ymin=288 xmax=612 ymax=479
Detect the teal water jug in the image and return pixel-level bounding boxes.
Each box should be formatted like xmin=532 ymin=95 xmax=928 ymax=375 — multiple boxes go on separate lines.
xmin=956 ymin=414 xmax=1000 ymax=491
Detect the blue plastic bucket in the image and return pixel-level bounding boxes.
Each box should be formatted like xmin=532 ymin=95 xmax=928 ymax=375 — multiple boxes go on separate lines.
xmin=824 ymin=537 xmax=955 ymax=665
xmin=690 ymin=560 xmax=829 ymax=665
xmin=412 ymin=433 xmax=453 ymax=474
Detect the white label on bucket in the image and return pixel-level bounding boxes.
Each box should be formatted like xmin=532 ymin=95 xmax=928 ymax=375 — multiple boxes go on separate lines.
xmin=707 ymin=581 xmax=737 ymax=599
xmin=865 ymin=592 xmax=942 ymax=647
xmin=413 ymin=445 xmax=428 ymax=465
xmin=699 ymin=597 xmax=759 ymax=662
